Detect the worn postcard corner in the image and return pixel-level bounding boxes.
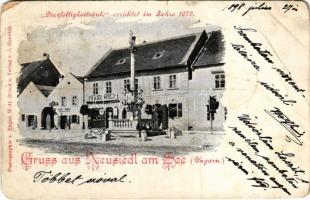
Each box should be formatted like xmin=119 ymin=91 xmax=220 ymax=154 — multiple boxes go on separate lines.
xmin=1 ymin=1 xmax=21 ymax=14
xmin=0 ymin=1 xmax=309 ymax=199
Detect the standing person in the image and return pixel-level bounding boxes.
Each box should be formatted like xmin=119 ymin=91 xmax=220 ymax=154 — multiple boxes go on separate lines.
xmin=54 ymin=113 xmax=59 ymax=130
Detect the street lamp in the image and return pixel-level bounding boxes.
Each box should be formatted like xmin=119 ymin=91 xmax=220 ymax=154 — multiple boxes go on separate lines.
xmin=206 ymin=96 xmax=219 ymax=134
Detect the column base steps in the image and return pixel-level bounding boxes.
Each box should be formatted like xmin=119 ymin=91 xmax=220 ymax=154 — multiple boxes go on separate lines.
xmin=111 ymin=130 xmax=140 ymax=138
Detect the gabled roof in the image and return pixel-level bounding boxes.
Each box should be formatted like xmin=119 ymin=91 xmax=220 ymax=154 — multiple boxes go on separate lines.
xmin=47 ymin=72 xmax=84 ymax=99
xmin=17 ymin=59 xmax=46 ymax=84
xmin=193 ymin=30 xmax=225 ymax=67
xmin=86 ymin=31 xmax=208 ymax=77
xmin=61 ymin=72 xmax=84 ymax=85
xmin=18 ymin=81 xmax=47 ymax=100
xmin=36 ymin=85 xmax=55 ymax=97
xmin=72 ymin=74 xmax=84 ymax=83
xmin=17 ymin=57 xmax=62 ymax=96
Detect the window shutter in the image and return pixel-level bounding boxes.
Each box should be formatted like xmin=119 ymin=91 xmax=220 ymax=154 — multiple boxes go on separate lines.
xmin=34 ymin=116 xmax=37 ymax=128
xmin=178 ymin=103 xmax=182 ymax=117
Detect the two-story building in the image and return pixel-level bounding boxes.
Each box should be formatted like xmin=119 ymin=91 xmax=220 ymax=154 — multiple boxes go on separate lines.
xmin=48 ymin=73 xmax=85 ymax=130
xmin=84 ymin=30 xmax=225 ymax=131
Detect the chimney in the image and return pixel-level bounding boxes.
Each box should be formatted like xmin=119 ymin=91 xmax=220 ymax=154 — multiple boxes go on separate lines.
xmin=59 ymin=75 xmax=64 ymax=82
xmin=43 ymin=53 xmax=49 ymax=60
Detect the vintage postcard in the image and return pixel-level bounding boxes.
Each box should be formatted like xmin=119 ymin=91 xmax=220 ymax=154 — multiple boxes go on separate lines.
xmin=0 ymin=1 xmax=309 ymax=199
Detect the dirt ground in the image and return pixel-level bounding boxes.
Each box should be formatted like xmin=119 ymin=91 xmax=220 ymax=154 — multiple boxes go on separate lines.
xmin=19 ymin=129 xmax=225 ymax=156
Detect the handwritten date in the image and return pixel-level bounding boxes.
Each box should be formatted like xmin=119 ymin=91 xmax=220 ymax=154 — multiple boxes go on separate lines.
xmin=224 ymin=2 xmax=298 ymax=16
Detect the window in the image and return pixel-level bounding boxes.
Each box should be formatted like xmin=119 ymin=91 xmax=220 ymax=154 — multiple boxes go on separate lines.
xmin=21 ymin=114 xmax=25 ymax=121
xmin=71 ymin=115 xmax=79 ymax=124
xmin=215 ymin=73 xmax=225 ymax=89
xmin=124 ymin=79 xmax=138 ymax=91
xmin=169 ymin=74 xmax=177 ymax=89
xmin=134 ymin=79 xmax=138 ymax=91
xmin=61 ymin=96 xmax=66 ymax=106
xmin=152 ymin=51 xmax=164 ymax=59
xmin=93 ymin=82 xmax=98 ymax=94
xmin=153 ymin=76 xmax=161 ymax=90
xmin=72 ymin=96 xmax=78 ymax=106
xmin=27 ymin=115 xmax=35 ymax=127
xmin=116 ymin=58 xmax=127 ymax=65
xmin=168 ymin=103 xmax=182 ymax=118
xmin=106 ymin=81 xmax=112 ymax=94
xmin=124 ymin=79 xmax=130 ymax=91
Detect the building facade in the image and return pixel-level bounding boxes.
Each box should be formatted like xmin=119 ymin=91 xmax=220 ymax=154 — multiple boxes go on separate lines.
xmin=18 ymin=81 xmax=51 ymax=130
xmin=84 ymin=30 xmax=225 ymax=131
xmin=18 ymin=72 xmax=85 ymax=131
xmin=48 ymin=73 xmax=85 ymax=130
xmin=18 ymin=54 xmax=62 ymax=130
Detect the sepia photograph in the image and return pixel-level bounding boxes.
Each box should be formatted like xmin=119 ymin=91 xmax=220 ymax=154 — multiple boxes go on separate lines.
xmin=1 ymin=1 xmax=309 ymax=199
xmin=17 ymin=19 xmax=226 ymax=155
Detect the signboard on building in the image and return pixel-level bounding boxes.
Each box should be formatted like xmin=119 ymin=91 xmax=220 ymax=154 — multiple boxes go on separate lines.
xmin=88 ymin=95 xmax=103 ymax=102
xmin=58 ymin=107 xmax=71 ymax=112
xmin=104 ymin=93 xmax=119 ymax=102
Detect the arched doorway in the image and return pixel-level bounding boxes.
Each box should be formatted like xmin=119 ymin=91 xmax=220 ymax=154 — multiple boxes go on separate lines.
xmin=105 ymin=107 xmax=113 ymax=128
xmin=88 ymin=108 xmax=105 ymax=129
xmin=60 ymin=115 xmax=68 ymax=129
xmin=122 ymin=108 xmax=127 ymax=119
xmin=41 ymin=107 xmax=55 ymax=130
xmin=153 ymin=104 xmax=163 ymax=129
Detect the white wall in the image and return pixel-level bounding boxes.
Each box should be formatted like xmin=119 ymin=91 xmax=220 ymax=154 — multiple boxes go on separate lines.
xmin=48 ymin=73 xmax=84 ymax=129
xmin=84 ymin=66 xmax=226 ymax=131
xmin=18 ymin=82 xmax=48 ymax=130
xmin=189 ymin=66 xmax=225 ymax=130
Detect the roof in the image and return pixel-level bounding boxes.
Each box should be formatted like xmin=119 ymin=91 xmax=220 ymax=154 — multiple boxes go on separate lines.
xmin=72 ymin=74 xmax=84 ymax=83
xmin=47 ymin=72 xmax=84 ymax=99
xmin=17 ymin=59 xmax=46 ymax=83
xmin=193 ymin=31 xmax=225 ymax=67
xmin=17 ymin=57 xmax=62 ymax=96
xmin=36 ymin=85 xmax=55 ymax=97
xmin=86 ymin=31 xmax=207 ymax=77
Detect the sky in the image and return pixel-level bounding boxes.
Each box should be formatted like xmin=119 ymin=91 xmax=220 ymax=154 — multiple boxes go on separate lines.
xmin=17 ymin=17 xmax=220 ymax=76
